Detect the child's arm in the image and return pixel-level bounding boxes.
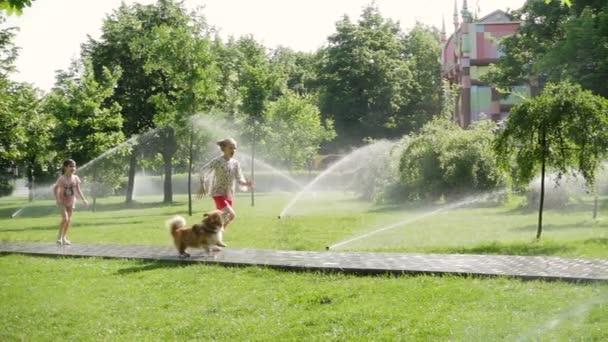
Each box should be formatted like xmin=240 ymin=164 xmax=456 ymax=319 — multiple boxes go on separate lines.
xmin=197 ymin=158 xmax=217 ymax=198
xmin=235 ymin=161 xmax=252 ymax=187
xmin=75 ymin=176 xmax=89 ymax=206
xmin=53 ymin=177 xmax=61 ymax=204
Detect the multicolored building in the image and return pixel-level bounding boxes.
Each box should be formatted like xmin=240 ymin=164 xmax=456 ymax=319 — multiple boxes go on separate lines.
xmin=441 ymin=0 xmax=531 ymax=128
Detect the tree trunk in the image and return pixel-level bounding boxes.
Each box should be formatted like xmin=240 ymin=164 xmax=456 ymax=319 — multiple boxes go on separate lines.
xmin=162 ymin=126 xmax=176 ymax=204
xmin=27 ymin=165 xmax=34 ymax=202
xmin=251 ymin=124 xmax=255 ymax=207
xmin=92 ymin=168 xmax=97 ymax=212
xmin=187 ymin=128 xmax=194 ymax=216
xmin=125 ymin=150 xmax=137 ymax=203
xmin=537 ymin=130 xmax=546 ymax=240
xmin=163 ymin=156 xmax=173 ymax=204
xmin=593 ymin=192 xmax=599 ymax=219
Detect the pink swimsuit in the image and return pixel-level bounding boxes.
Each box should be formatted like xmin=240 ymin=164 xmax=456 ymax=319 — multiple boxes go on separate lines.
xmin=56 ymin=175 xmax=81 ymax=208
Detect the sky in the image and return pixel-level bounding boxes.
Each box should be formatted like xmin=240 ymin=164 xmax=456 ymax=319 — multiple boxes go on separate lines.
xmin=4 ymin=0 xmax=526 ymax=92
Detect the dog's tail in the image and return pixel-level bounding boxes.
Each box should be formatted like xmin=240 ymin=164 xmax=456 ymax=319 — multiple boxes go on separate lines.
xmin=166 ymin=215 xmax=186 ymax=235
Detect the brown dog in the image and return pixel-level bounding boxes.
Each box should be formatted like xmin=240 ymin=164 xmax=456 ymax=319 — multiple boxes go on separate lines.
xmin=166 ymin=211 xmax=224 ymax=258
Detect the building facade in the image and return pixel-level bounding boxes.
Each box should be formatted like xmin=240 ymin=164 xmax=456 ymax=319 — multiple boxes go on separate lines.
xmin=441 ymin=1 xmax=529 ymax=128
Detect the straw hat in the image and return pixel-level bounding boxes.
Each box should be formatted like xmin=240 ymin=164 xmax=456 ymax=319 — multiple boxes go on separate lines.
xmin=217 ymin=138 xmax=238 ymax=149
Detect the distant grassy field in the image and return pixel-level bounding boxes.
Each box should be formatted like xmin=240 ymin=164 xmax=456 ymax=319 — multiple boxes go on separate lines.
xmin=1 ymin=192 xmax=606 ymax=258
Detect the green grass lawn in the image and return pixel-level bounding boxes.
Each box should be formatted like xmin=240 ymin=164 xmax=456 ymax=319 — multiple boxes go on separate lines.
xmin=1 ymin=192 xmax=607 ymax=340
xmin=0 ymin=255 xmax=606 ymax=341
xmin=1 ymin=191 xmax=607 ymax=258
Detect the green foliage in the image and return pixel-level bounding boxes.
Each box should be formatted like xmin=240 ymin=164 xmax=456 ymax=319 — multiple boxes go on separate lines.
xmin=46 ymin=58 xmax=124 ymax=165
xmin=495 ymin=81 xmax=608 ymax=189
xmin=317 ymin=6 xmax=442 ymax=147
xmin=0 ymin=0 xmax=34 ymax=15
xmin=400 ymin=118 xmax=506 ymax=200
xmin=261 ymin=92 xmax=335 ymax=170
xmin=269 ymin=46 xmax=317 ymax=97
xmin=539 ymin=5 xmax=608 ymax=97
xmin=486 ymin=0 xmax=608 ymax=97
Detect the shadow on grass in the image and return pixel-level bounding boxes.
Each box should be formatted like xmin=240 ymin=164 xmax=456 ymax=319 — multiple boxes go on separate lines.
xmin=437 ymin=241 xmax=575 ymax=256
xmin=88 ymin=201 xmax=185 ymax=212
xmin=115 ymin=260 xmax=185 ymax=275
xmin=511 ymin=221 xmax=601 ymax=232
xmin=583 ymin=237 xmax=608 ymax=246
xmin=0 ymin=220 xmax=148 ymax=233
xmin=1 ymin=200 xmax=189 ymax=219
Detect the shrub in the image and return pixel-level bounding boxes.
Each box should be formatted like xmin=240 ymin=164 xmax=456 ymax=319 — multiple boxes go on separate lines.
xmin=399 ymin=118 xmax=507 ymax=201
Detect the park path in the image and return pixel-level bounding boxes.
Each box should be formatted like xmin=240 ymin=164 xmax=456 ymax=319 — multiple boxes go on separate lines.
xmin=1 ymin=241 xmax=606 ymax=282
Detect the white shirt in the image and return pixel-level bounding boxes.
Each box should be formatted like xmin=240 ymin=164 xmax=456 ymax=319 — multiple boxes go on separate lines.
xmin=200 ymin=155 xmax=246 ymax=199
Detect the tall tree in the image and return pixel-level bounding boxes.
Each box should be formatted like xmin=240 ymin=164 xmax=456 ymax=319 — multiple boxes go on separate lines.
xmin=0 ymin=15 xmax=21 ymax=195
xmin=85 ymin=0 xmax=214 ymax=203
xmin=131 ymin=15 xmax=219 ymax=204
xmin=317 ymin=5 xmax=417 ymax=147
xmin=495 ymin=82 xmax=608 ymax=239
xmin=12 ymin=82 xmax=55 ymax=201
xmin=46 ymin=59 xmax=124 ymax=174
xmin=400 ymin=23 xmax=442 ymax=131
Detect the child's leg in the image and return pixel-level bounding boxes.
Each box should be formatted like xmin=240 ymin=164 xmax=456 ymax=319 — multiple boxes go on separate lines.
xmin=57 ymin=206 xmax=69 ymax=242
xmin=61 ymin=207 xmax=74 ymax=241
xmin=221 ymin=204 xmax=236 ymax=229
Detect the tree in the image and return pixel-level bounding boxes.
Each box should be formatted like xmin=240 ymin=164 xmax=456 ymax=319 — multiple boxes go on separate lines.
xmin=129 ymin=7 xmax=218 ymax=204
xmin=495 ymin=81 xmax=608 ymax=239
xmin=233 ymin=36 xmax=275 ymax=117
xmin=0 ymin=15 xmax=21 ymax=195
xmin=538 ymin=5 xmax=608 ymax=97
xmin=400 ymin=23 xmax=442 ymax=131
xmin=486 ymin=0 xmax=608 ymax=96
xmin=261 ymin=92 xmax=335 ymax=171
xmin=11 ymin=82 xmax=55 ymax=201
xmin=316 ymin=5 xmax=418 ymax=147
xmin=46 ymin=59 xmax=124 ymax=181
xmin=269 ymin=46 xmax=317 ymax=97
xmin=85 ymin=0 xmax=217 ymax=204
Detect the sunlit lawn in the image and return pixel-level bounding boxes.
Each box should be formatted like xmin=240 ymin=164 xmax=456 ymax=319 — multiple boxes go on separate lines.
xmin=0 ymin=191 xmax=607 ymax=258
xmin=1 ymin=192 xmax=607 ymax=340
xmin=0 ymin=255 xmax=606 ymax=341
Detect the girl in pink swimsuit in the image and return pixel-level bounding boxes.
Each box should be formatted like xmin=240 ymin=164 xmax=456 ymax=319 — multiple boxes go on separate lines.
xmin=53 ymin=159 xmax=88 ymax=245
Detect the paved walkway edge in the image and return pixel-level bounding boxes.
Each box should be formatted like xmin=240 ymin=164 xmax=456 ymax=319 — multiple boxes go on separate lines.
xmin=1 ymin=242 xmax=607 ymax=283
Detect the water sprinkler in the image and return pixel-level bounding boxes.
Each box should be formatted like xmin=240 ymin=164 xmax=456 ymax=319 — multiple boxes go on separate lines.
xmin=277 ymin=215 xmax=281 ymax=219
xmin=325 ymin=246 xmax=330 ymax=250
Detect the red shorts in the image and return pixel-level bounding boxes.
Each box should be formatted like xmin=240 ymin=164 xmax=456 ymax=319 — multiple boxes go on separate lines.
xmin=213 ymin=196 xmax=233 ymax=210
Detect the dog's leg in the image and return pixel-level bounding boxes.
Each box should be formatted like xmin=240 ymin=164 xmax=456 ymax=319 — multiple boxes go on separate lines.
xmin=178 ymin=243 xmax=190 ymax=258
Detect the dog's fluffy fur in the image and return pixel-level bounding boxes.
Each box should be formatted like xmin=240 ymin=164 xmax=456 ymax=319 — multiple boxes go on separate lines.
xmin=166 ymin=210 xmax=224 ymax=258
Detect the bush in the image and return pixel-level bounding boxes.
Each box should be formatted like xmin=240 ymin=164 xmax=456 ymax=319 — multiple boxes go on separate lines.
xmin=347 ymin=139 xmax=409 ymax=203
xmin=0 ymin=177 xmax=13 ymax=197
xmin=399 ymin=118 xmax=507 ymax=201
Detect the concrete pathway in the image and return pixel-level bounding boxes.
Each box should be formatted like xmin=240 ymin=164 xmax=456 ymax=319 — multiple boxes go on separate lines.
xmin=1 ymin=241 xmax=606 ymax=282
